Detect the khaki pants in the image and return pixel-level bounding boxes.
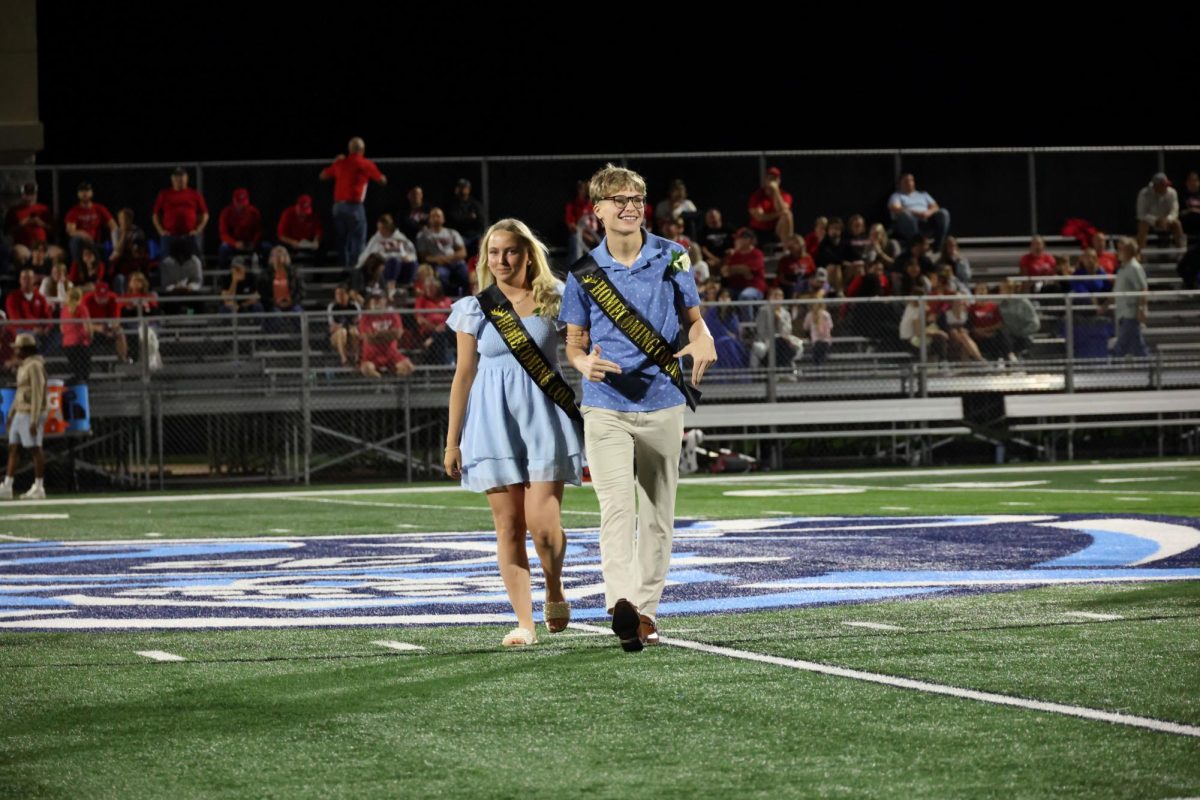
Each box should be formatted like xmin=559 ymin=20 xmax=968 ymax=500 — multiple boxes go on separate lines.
xmin=582 ymin=404 xmax=684 ymax=618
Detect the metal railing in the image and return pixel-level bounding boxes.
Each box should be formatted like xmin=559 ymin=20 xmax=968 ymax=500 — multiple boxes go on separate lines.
xmin=2 ymin=287 xmax=1197 ymax=487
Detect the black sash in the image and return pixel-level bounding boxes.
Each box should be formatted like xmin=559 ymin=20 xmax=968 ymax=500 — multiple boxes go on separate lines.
xmin=571 ymin=256 xmax=701 ymax=411
xmin=477 ymin=285 xmax=582 ymax=424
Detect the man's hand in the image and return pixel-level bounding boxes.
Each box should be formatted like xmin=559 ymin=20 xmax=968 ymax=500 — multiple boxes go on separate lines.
xmin=573 ymin=345 xmax=622 ymax=382
xmin=674 ymin=336 xmax=717 ymax=385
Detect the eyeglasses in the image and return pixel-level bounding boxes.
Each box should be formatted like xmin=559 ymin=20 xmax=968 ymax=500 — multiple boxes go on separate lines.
xmin=601 ymin=194 xmax=647 ymax=210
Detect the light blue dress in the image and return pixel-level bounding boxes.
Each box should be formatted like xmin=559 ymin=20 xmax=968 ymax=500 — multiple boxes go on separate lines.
xmin=448 ymin=293 xmax=584 ymax=493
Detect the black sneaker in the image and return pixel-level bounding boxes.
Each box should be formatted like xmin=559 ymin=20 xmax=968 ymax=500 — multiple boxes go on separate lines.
xmin=611 ymin=599 xmax=643 ymax=653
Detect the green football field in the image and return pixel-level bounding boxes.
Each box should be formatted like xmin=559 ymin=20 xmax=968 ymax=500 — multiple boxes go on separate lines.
xmin=2 ymin=460 xmax=1199 ymax=799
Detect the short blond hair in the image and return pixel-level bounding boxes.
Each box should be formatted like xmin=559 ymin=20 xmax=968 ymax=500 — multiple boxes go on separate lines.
xmin=588 ymin=163 xmax=647 ymax=205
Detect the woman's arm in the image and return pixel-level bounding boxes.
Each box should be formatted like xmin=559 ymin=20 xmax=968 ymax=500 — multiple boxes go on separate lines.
xmin=444 ymin=331 xmax=479 ymax=477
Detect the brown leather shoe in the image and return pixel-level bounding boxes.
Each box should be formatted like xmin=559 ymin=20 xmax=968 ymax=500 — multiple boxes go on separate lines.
xmin=611 ymin=599 xmax=643 ymax=652
xmin=638 ymin=614 xmax=659 ymax=645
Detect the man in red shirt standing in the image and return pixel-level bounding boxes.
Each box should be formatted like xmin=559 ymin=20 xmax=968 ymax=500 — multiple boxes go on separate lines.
xmin=277 ymin=195 xmax=324 ymax=264
xmin=64 ymin=182 xmax=118 ymax=263
xmin=5 ymin=183 xmax=60 ymax=266
xmin=217 ymin=187 xmax=264 ymax=268
xmin=319 ymin=137 xmax=388 ymax=270
xmin=747 ymin=167 xmax=794 ymax=247
xmin=151 ymin=168 xmax=209 ymax=262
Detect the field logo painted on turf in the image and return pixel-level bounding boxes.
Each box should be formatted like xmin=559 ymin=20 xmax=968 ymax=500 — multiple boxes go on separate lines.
xmin=1 ymin=514 xmax=1198 ymax=629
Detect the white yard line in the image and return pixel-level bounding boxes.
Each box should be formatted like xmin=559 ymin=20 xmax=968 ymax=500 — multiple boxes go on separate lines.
xmin=1063 ymin=612 xmax=1125 ymax=621
xmin=0 ymin=514 xmax=68 ymax=521
xmin=136 ymin=650 xmax=185 ymax=662
xmin=568 ymin=623 xmax=1200 ymax=739
xmin=842 ymin=621 xmax=904 ymax=631
xmin=6 ymin=459 xmax=1196 ymax=507
xmin=371 ymin=640 xmax=425 ymax=652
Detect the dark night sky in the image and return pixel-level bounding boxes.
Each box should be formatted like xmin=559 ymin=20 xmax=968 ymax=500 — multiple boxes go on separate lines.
xmin=35 ymin=3 xmax=1195 ymax=165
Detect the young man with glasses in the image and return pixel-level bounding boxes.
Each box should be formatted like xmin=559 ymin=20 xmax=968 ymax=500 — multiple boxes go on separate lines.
xmin=561 ymin=163 xmax=717 ymax=652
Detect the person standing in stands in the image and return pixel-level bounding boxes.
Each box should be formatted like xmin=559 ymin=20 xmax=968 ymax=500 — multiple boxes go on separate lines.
xmin=320 ymin=137 xmax=388 ymax=269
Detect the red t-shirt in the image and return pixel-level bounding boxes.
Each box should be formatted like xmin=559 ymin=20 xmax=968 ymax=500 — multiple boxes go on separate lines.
xmin=65 ymin=202 xmax=115 ymax=241
xmin=1019 ymin=253 xmax=1057 ymax=278
xmin=1096 ymin=251 xmax=1118 ymax=274
xmin=970 ymin=302 xmax=1003 ymax=330
xmin=747 ymin=188 xmax=793 ymax=232
xmin=153 ymin=188 xmax=208 ymax=236
xmin=82 ymin=290 xmax=122 ymax=322
xmin=60 ymin=305 xmax=92 ymax=347
xmin=777 ymin=254 xmax=816 ymax=286
xmin=321 ymin=154 xmax=384 ymax=203
xmin=277 ymin=207 xmax=323 ymax=242
xmin=6 ymin=204 xmax=52 ymax=247
xmin=359 ymin=312 xmax=404 ymax=363
xmin=724 ymin=248 xmax=767 ymax=293
xmin=564 ymin=197 xmax=593 ymax=227
xmin=6 ymin=291 xmax=52 ymax=326
xmin=415 ymin=295 xmax=453 ymax=329
xmin=846 ymin=273 xmax=892 ymax=297
xmin=218 ymin=205 xmax=263 ymax=247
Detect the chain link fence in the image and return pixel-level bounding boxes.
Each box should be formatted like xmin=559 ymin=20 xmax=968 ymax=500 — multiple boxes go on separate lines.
xmin=2 ymin=287 xmax=1197 ymax=489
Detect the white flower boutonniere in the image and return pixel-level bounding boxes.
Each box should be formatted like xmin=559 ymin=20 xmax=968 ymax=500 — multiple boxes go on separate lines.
xmin=669 ymin=249 xmax=691 ymax=274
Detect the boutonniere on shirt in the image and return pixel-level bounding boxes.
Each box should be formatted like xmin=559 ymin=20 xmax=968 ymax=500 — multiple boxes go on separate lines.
xmin=668 ymin=249 xmax=691 ymax=274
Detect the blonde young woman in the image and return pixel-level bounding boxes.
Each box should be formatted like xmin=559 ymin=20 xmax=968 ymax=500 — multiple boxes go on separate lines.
xmin=444 ymin=219 xmax=583 ymax=646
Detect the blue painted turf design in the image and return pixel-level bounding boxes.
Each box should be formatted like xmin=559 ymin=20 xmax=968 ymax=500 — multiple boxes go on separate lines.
xmin=0 ymin=514 xmax=1196 ymax=630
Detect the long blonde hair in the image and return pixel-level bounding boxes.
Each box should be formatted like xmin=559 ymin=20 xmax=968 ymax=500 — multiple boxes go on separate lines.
xmin=476 ymin=218 xmax=560 ymax=318
xmin=65 ymin=286 xmax=84 ymax=313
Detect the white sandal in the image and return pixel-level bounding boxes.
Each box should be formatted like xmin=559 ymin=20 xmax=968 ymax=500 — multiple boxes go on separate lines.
xmin=502 ymin=627 xmax=538 ymax=647
xmin=543 ymin=600 xmax=571 ymax=633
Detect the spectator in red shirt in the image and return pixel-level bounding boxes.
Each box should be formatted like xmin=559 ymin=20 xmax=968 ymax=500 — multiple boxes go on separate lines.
xmin=64 ymin=182 xmax=117 ymax=263
xmin=413 ymin=270 xmax=455 ymax=364
xmin=5 ymin=183 xmax=61 ymax=265
xmin=722 ymin=227 xmax=767 ymax=319
xmin=319 ymin=136 xmax=388 ymax=269
xmin=804 ymin=216 xmax=827 ymax=259
xmin=277 ymin=195 xmax=323 ymax=264
xmin=82 ymin=282 xmax=129 ymax=363
xmin=60 ymin=287 xmax=93 ymax=383
xmin=6 ymin=269 xmax=53 ymax=337
xmin=68 ymin=243 xmax=106 ymax=292
xmin=747 ymin=167 xmax=794 ymax=246
xmin=1090 ymin=231 xmax=1118 ymax=274
xmin=217 ymin=187 xmax=265 ymax=268
xmin=274 ymin=196 xmax=321 ymax=262
xmin=1019 ymin=236 xmax=1058 ymax=279
xmin=121 ymin=271 xmax=160 ymax=318
xmin=564 ymin=180 xmax=600 ymax=264
xmin=775 ymin=235 xmax=815 ymax=298
xmin=152 ymin=168 xmax=209 ymax=262
xmin=358 ymin=292 xmax=413 ymax=379
xmin=968 ymin=287 xmax=1013 ymax=361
